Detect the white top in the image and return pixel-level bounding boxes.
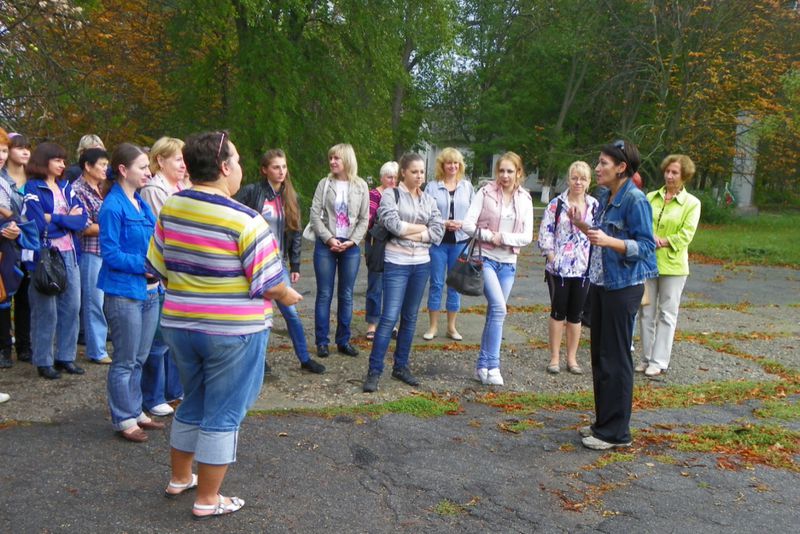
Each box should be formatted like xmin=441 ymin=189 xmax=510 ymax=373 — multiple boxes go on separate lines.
xmin=333 ymin=180 xmax=350 ymax=238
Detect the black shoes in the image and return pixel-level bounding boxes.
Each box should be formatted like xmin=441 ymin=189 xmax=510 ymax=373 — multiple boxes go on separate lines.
xmin=337 ymin=344 xmax=359 ymax=357
xmin=37 ymin=366 xmax=61 ymax=379
xmin=264 ymin=361 xmax=272 ymax=375
xmin=363 ymin=372 xmax=380 ymax=393
xmin=54 ymin=361 xmax=85 ymax=375
xmin=16 ymin=349 xmax=31 ymax=363
xmin=300 ymin=359 xmax=326 ymax=374
xmin=391 ymin=367 xmax=419 ymax=387
xmin=0 ymin=349 xmax=12 ymax=368
xmin=317 ymin=345 xmax=329 ymax=358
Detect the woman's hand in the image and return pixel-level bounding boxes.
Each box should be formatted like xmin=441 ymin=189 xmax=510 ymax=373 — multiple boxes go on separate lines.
xmin=655 ymin=236 xmax=670 ymax=248
xmin=326 ymin=237 xmax=344 ymax=252
xmin=546 ymin=253 xmax=555 ymax=264
xmin=586 ymin=227 xmax=610 ymax=247
xmin=491 ymin=232 xmax=504 ymax=246
xmin=291 ymin=272 xmax=300 ymax=284
xmin=69 ymin=205 xmax=83 ymax=216
xmin=567 ymin=206 xmax=589 ymax=233
xmin=1 ymin=221 xmax=20 ymax=240
xmin=445 ymin=220 xmax=462 ymax=232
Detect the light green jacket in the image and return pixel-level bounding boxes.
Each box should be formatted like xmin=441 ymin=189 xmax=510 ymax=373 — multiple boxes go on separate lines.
xmin=647 ymin=186 xmax=701 ymax=276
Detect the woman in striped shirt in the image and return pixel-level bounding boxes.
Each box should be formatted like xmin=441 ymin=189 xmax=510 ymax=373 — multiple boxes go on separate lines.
xmin=147 ymin=131 xmax=301 ymax=520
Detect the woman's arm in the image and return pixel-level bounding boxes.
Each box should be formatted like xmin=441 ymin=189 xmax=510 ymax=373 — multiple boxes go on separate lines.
xmin=500 ymin=195 xmax=534 ymax=248
xmin=663 ymin=197 xmax=701 ymax=252
xmin=309 ymin=179 xmax=334 ymax=244
xmin=537 ymin=199 xmax=557 ymax=259
xmin=99 ymin=205 xmax=147 ymax=274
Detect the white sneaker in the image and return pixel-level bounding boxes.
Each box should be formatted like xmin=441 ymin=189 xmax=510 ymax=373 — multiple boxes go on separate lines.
xmin=581 ymin=435 xmax=631 ymax=450
xmin=485 ymin=368 xmax=504 ymax=386
xmin=0 ymin=392 xmax=9 ymax=404
xmin=149 ymin=403 xmax=174 ymax=416
xmin=634 ymin=361 xmax=648 ymax=373
xmin=644 ymin=364 xmax=662 ymax=377
xmin=474 ymin=368 xmax=488 ymax=384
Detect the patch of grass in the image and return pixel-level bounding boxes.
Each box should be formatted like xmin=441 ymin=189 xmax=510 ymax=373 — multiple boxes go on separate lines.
xmin=250 ymin=393 xmax=461 ymax=419
xmin=690 ymin=212 xmax=800 ymax=267
xmin=649 ymin=454 xmax=679 ymax=465
xmin=478 ymin=390 xmax=595 ymax=413
xmin=754 ymin=399 xmax=800 ymax=420
xmin=433 ymin=499 xmax=465 ymax=516
xmin=591 ymin=452 xmax=635 ymax=469
xmin=680 ymin=301 xmax=752 ymax=312
xmin=498 ymin=418 xmax=544 ymax=434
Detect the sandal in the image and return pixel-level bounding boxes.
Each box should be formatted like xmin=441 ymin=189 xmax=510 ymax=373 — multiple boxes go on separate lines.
xmin=192 ymin=494 xmax=245 ymax=520
xmin=365 ymin=331 xmax=375 ymax=341
xmin=164 ymin=473 xmax=198 ymax=498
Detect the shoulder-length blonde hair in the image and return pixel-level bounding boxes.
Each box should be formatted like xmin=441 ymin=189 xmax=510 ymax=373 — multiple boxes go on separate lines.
xmin=149 ymin=136 xmax=185 ymax=174
xmin=660 ymin=154 xmax=696 ymax=183
xmin=261 ymin=149 xmax=301 ymax=232
xmin=495 ymin=151 xmax=525 ymax=189
xmin=435 ymin=147 xmax=465 ymax=181
xmin=327 ymin=143 xmax=358 ymax=181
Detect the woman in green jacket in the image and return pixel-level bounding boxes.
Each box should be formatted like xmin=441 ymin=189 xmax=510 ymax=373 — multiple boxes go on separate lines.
xmin=638 ymin=154 xmax=701 ymax=377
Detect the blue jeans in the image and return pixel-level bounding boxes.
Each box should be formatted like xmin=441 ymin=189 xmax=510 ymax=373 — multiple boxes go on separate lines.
xmin=29 ymin=249 xmax=81 ymax=367
xmin=142 ymin=291 xmax=184 ymax=409
xmin=427 ymin=242 xmax=465 ymax=312
xmin=79 ymin=252 xmax=108 ymax=361
xmin=477 ymin=258 xmax=516 ymax=370
xmin=164 ymin=327 xmax=268 ymax=465
xmin=313 ymin=240 xmax=360 ymax=347
xmin=274 ymin=267 xmax=310 ymax=363
xmin=368 ymin=261 xmax=430 ymax=375
xmin=365 ymin=269 xmax=383 ymax=325
xmin=105 ymin=291 xmax=160 ymax=431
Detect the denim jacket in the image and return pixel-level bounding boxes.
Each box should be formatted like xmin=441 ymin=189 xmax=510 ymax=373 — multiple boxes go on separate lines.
xmin=594 ymin=178 xmax=658 ymax=290
xmin=424 ymin=178 xmax=474 ymax=242
xmin=97 ymin=183 xmax=156 ymax=300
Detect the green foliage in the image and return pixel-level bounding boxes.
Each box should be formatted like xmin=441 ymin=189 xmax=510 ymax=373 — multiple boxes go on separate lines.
xmin=694 ymin=190 xmax=736 ymax=224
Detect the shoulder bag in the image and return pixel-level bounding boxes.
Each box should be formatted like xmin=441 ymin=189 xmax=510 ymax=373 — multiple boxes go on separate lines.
xmin=446 ymin=230 xmax=484 ymax=296
xmin=33 ymin=229 xmax=67 ymax=295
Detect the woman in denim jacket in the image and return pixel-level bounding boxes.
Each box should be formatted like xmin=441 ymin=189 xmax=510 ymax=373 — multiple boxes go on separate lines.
xmin=423 ymin=148 xmax=474 ymax=341
xmin=362 ymin=153 xmax=444 ymax=393
xmin=98 ymin=143 xmax=163 ymax=443
xmin=568 ymin=140 xmax=657 ymax=450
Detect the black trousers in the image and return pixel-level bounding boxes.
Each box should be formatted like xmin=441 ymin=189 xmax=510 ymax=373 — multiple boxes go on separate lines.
xmin=0 ymin=273 xmax=31 ymax=354
xmin=589 ymin=283 xmax=643 ymax=444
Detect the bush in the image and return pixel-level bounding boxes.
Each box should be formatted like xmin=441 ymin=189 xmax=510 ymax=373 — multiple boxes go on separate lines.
xmin=694 ymin=190 xmax=736 ymax=224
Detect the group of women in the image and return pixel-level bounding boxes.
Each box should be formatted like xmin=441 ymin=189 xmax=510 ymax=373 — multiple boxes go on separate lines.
xmin=0 ymin=127 xmax=702 ymax=518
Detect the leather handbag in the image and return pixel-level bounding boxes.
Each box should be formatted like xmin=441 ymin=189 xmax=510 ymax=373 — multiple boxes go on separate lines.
xmin=33 ymin=230 xmax=67 ymax=296
xmin=446 ymin=232 xmax=484 ymax=296
xmin=364 ymin=189 xmax=400 ymax=273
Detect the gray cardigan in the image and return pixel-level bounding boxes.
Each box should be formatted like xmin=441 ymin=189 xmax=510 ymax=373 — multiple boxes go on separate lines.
xmin=309 ymin=176 xmax=370 ymax=244
xmin=378 ymin=182 xmax=445 ymax=252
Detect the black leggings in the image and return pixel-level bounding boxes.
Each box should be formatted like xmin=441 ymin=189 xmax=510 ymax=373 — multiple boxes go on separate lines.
xmin=546 ymin=272 xmax=589 ymax=324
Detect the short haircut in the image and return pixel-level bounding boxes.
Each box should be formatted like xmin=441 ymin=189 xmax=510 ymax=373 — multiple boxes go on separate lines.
xmin=183 ymin=131 xmax=232 ymax=183
xmin=0 ymin=127 xmax=9 ymax=147
xmin=435 ymin=147 xmax=465 ymax=181
xmin=398 ymin=153 xmax=424 ymax=182
xmin=495 ymin=151 xmax=525 ymax=188
xmin=379 ymin=161 xmax=399 ymax=178
xmin=76 ymin=134 xmax=105 ymax=159
xmin=660 ymin=154 xmax=696 ymax=183
xmin=110 ymin=143 xmax=147 ymax=180
xmin=27 ymin=142 xmax=68 ymax=179
xmin=149 ymin=136 xmax=185 ymax=174
xmin=9 ymin=133 xmax=31 ymax=150
xmin=327 ymin=143 xmax=358 ymax=181
xmin=601 ymin=140 xmax=640 ymax=178
xmin=79 ymin=147 xmax=109 ymax=172
xmin=567 ymin=161 xmax=592 ymax=182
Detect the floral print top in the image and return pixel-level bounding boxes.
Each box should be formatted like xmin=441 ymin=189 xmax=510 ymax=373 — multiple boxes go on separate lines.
xmin=537 ymin=190 xmax=598 ymax=278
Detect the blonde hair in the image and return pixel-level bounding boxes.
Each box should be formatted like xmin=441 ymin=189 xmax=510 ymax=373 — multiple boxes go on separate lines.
xmin=327 ymin=143 xmax=358 ymax=181
xmin=495 ymin=151 xmax=525 ymax=188
xmin=660 ymin=154 xmax=696 ymax=183
xmin=567 ymin=161 xmax=592 ymax=183
xmin=379 ymin=161 xmax=399 ymax=178
xmin=435 ymin=147 xmax=465 ymax=181
xmin=149 ymin=136 xmax=185 ymax=174
xmin=76 ymin=134 xmax=105 ymax=159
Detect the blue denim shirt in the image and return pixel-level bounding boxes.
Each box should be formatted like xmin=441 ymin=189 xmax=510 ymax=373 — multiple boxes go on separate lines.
xmin=594 ymin=178 xmax=658 ymax=290
xmin=424 ymin=179 xmax=474 ymax=242
xmin=97 ymin=183 xmax=156 ymax=300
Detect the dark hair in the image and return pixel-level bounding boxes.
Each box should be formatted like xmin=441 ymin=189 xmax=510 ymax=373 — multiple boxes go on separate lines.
xmin=79 ymin=147 xmax=109 ymax=173
xmin=110 ymin=143 xmax=147 ymax=181
xmin=27 ymin=142 xmax=67 ymax=179
xmin=398 ymin=152 xmax=424 ymax=177
xmin=260 ymin=148 xmax=300 ymax=231
xmin=8 ymin=133 xmax=31 ymax=150
xmin=600 ymin=140 xmax=640 ymax=178
xmin=183 ymin=131 xmax=232 ymax=183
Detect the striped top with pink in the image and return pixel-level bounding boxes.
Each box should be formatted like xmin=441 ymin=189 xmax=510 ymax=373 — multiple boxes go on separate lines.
xmin=147 ymin=189 xmax=285 ymax=335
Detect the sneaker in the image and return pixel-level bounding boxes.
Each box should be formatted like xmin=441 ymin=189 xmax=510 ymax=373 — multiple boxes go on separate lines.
xmin=363 ymin=372 xmax=380 ymax=393
xmin=486 ymin=368 xmax=504 ymax=386
xmin=644 ymin=364 xmax=663 ymax=377
xmin=0 ymin=392 xmax=9 ymax=403
xmin=391 ymin=367 xmax=420 ymax=387
xmin=149 ymin=403 xmax=175 ymax=417
xmin=91 ymin=356 xmax=112 ymax=365
xmin=578 ymin=425 xmax=593 ymax=438
xmin=300 ymin=359 xmax=326 ymax=374
xmin=634 ymin=361 xmax=648 ymax=373
xmin=581 ymin=435 xmax=631 ymax=450
xmin=474 ymin=368 xmax=488 ymax=384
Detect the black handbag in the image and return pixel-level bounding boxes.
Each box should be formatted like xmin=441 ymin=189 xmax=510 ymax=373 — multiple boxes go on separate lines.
xmin=446 ymin=232 xmax=484 ymax=296
xmin=364 ymin=189 xmax=400 ymax=273
xmin=33 ymin=230 xmax=67 ymax=296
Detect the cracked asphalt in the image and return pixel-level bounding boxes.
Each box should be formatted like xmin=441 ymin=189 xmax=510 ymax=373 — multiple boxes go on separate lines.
xmin=2 ymin=244 xmax=799 ymax=533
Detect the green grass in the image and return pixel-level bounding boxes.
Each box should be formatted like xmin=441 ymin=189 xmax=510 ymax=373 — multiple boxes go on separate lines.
xmin=754 ymin=399 xmax=800 ymax=420
xmin=672 ymin=424 xmax=800 ymax=470
xmin=433 ymin=499 xmax=468 ymax=516
xmin=250 ymin=393 xmax=461 ymax=419
xmin=691 ymin=212 xmax=800 ymax=267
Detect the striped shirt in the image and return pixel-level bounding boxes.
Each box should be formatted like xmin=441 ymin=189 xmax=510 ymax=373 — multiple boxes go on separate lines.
xmin=146 ymin=189 xmax=285 ymax=335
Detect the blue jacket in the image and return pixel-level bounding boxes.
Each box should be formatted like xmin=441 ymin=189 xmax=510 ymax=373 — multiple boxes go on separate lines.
xmin=22 ymin=178 xmax=88 ymax=266
xmin=595 ymin=178 xmax=658 ymax=290
xmin=424 ymin=178 xmax=475 ymax=242
xmin=97 ymin=183 xmax=156 ymax=300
